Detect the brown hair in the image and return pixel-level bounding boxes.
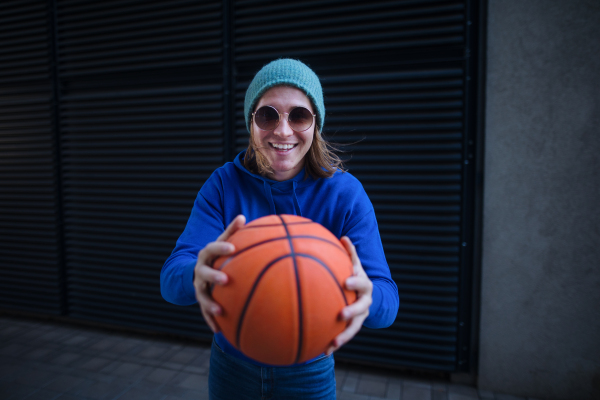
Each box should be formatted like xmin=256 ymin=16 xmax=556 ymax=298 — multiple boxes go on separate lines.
xmin=243 ymin=124 xmax=346 ymax=179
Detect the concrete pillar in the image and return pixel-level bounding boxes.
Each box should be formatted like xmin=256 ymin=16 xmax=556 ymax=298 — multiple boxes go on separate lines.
xmin=479 ymin=1 xmax=600 ymax=399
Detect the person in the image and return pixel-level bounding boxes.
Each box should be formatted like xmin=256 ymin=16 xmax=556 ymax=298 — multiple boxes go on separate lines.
xmin=161 ymin=58 xmax=399 ymax=400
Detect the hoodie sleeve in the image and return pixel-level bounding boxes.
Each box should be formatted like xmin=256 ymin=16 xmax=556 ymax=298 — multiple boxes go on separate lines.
xmin=342 ymin=193 xmax=399 ymax=329
xmin=160 ymin=172 xmax=226 ymax=306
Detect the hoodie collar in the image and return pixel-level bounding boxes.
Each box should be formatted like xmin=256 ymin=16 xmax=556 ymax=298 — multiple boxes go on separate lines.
xmin=233 ymin=151 xmax=310 ymax=216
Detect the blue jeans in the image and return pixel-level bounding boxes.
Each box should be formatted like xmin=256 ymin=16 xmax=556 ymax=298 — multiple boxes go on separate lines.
xmin=209 ymin=338 xmax=336 ymax=400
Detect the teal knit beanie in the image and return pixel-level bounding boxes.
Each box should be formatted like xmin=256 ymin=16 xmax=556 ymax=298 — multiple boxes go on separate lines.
xmin=244 ymin=59 xmax=325 ymax=133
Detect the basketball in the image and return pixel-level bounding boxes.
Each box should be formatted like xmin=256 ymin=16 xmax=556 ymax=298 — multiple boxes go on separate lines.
xmin=212 ymin=214 xmax=357 ymax=365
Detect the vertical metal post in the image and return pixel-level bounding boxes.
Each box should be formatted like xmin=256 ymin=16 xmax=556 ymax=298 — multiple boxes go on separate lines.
xmin=48 ymin=0 xmax=68 ymax=316
xmin=456 ymin=0 xmax=486 ymax=375
xmin=222 ymin=0 xmax=235 ymax=162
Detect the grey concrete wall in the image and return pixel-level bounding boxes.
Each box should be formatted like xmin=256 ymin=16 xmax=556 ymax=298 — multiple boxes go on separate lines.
xmin=479 ymin=1 xmax=600 ymax=399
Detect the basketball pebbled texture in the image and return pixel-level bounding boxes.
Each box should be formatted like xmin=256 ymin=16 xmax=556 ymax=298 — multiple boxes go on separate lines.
xmin=212 ymin=214 xmax=357 ymax=366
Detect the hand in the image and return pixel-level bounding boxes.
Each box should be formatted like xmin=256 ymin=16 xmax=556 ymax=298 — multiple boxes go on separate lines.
xmin=193 ymin=215 xmax=246 ymax=333
xmin=326 ymin=236 xmax=373 ymax=355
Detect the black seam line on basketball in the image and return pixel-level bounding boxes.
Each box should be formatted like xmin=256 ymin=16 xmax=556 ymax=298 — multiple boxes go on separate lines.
xmin=239 ymin=221 xmax=314 ymax=229
xmin=215 ymin=235 xmax=345 ymax=272
xmin=294 ymin=253 xmax=350 ymax=306
xmin=278 ymin=215 xmax=303 ymax=365
xmin=235 ymin=253 xmax=293 ymax=350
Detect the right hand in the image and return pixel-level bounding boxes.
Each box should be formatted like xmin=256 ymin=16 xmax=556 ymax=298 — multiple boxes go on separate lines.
xmin=193 ymin=214 xmax=246 ymax=333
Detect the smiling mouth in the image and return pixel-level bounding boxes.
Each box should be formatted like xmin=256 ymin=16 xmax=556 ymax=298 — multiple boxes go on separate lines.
xmin=269 ymin=143 xmax=298 ymax=151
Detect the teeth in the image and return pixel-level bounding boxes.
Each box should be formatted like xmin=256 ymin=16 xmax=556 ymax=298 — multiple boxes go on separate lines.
xmin=272 ymin=143 xmax=295 ymax=150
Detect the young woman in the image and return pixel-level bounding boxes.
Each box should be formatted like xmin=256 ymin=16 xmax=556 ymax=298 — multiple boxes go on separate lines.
xmin=161 ymin=59 xmax=399 ymax=400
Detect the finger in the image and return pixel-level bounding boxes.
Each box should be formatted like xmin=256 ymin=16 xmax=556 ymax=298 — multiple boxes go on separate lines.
xmin=200 ymin=306 xmax=221 ymax=333
xmin=333 ymin=311 xmax=368 ymax=349
xmin=195 ymin=264 xmax=228 ymax=286
xmin=197 ymin=241 xmax=235 ymax=268
xmin=217 ymin=215 xmax=246 ymax=242
xmin=340 ymin=296 xmax=371 ymax=321
xmin=345 ymin=275 xmax=372 ymax=293
xmin=196 ymin=287 xmax=223 ymax=316
xmin=341 ymin=236 xmax=363 ymax=274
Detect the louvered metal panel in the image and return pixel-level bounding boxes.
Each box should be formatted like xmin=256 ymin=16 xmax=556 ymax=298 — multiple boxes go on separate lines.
xmin=55 ymin=0 xmax=224 ymax=337
xmin=232 ymin=0 xmax=474 ymax=372
xmin=0 ymin=0 xmax=481 ymax=374
xmin=0 ymin=1 xmax=62 ymax=314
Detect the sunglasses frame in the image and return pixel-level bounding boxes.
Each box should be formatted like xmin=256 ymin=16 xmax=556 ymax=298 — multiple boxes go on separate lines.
xmin=252 ymin=105 xmax=316 ymax=132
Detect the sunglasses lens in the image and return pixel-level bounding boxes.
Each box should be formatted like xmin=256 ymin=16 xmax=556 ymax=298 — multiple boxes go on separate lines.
xmin=254 ymin=106 xmax=279 ymax=130
xmin=289 ymin=107 xmax=314 ymax=132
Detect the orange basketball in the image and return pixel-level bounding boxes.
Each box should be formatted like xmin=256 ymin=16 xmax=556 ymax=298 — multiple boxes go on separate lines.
xmin=212 ymin=214 xmax=357 ymax=366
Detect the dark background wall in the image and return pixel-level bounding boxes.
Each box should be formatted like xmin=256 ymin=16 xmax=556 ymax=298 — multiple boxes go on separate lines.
xmin=0 ymin=0 xmax=481 ymax=376
xmin=479 ymin=1 xmax=600 ymax=399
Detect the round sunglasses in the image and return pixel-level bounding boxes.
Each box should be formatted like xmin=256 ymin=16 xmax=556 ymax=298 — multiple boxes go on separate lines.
xmin=252 ymin=105 xmax=316 ymax=132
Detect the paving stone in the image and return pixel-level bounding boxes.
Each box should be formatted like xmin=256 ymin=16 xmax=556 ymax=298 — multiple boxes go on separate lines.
xmin=23 ymin=348 xmax=55 ymax=361
xmin=356 ymin=378 xmax=387 ymax=397
xmin=54 ymin=394 xmax=82 ymax=400
xmin=168 ymin=348 xmax=201 ymax=365
xmin=360 ymin=371 xmax=389 ymax=382
xmin=22 ymin=388 xmax=63 ymax=400
xmin=0 ymin=343 xmax=28 ymax=356
xmin=478 ymin=388 xmax=495 ymax=399
xmin=43 ymin=374 xmax=87 ymax=393
xmin=404 ymin=379 xmax=432 ymax=389
xmin=111 ymin=362 xmax=147 ymax=379
xmin=89 ymin=338 xmax=117 ymax=352
xmin=336 ymin=392 xmax=370 ymax=400
xmin=0 ymin=382 xmax=37 ymax=399
xmin=109 ymin=339 xmax=145 ymax=356
xmin=403 ymin=385 xmax=432 ymax=400
xmin=118 ymin=385 xmax=166 ymax=400
xmin=432 ymin=390 xmax=449 ymax=400
xmin=448 ymin=384 xmax=478 ymax=397
xmin=14 ymin=368 xmax=60 ymax=388
xmin=176 ymin=373 xmax=209 ymax=391
xmin=448 ymin=394 xmax=478 ymax=400
xmin=341 ymin=372 xmax=359 ymax=393
xmin=163 ymin=387 xmax=209 ymax=400
xmin=182 ymin=365 xmax=207 ymax=375
xmin=79 ymin=357 xmax=113 ymax=372
xmin=37 ymin=330 xmax=72 ymax=344
xmin=161 ymin=362 xmax=186 ymax=371
xmin=335 ymin=367 xmax=348 ymax=391
xmin=495 ymin=394 xmax=526 ymax=400
xmin=386 ymin=381 xmax=402 ymax=399
xmin=137 ymin=345 xmax=169 ymax=360
xmin=144 ymin=367 xmax=178 ymax=384
xmin=63 ymin=335 xmax=91 ymax=347
xmin=75 ymin=379 xmax=130 ymax=400
xmin=50 ymin=353 xmax=81 ymax=367
xmin=433 ymin=382 xmax=448 ymax=391
xmin=0 ymin=325 xmax=25 ymax=337
xmin=99 ymin=360 xmax=123 ymax=374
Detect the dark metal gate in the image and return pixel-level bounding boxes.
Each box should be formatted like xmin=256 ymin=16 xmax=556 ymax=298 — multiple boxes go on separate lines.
xmin=0 ymin=0 xmax=482 ymax=373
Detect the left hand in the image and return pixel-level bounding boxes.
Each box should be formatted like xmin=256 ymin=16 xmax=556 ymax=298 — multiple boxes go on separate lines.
xmin=326 ymin=236 xmax=373 ymax=355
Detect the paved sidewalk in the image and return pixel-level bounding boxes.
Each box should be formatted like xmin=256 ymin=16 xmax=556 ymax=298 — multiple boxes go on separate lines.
xmin=0 ymin=315 xmax=538 ymax=400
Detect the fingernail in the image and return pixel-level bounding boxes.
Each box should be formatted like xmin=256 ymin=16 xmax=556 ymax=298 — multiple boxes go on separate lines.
xmin=212 ymin=306 xmax=221 ymax=315
xmin=346 ymin=277 xmax=356 ymax=287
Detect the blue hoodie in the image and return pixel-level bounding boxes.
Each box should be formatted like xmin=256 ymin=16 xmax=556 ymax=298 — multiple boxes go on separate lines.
xmin=161 ymin=151 xmax=399 ymax=365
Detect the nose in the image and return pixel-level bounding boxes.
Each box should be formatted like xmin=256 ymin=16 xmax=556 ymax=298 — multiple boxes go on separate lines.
xmin=273 ymin=114 xmax=294 ymax=137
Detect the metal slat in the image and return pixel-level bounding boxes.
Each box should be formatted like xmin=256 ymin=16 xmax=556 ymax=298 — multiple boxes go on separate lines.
xmin=0 ymin=2 xmax=62 ymax=315
xmin=232 ymin=0 xmax=469 ymax=370
xmin=56 ymin=1 xmax=225 ymax=333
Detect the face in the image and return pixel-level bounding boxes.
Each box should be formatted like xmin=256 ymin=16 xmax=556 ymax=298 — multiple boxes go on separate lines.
xmin=252 ymin=86 xmax=315 ymax=181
